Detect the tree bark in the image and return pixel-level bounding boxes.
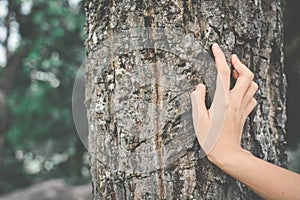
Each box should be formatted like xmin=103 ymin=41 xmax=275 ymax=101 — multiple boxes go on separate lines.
xmin=84 ymin=0 xmax=287 ymax=199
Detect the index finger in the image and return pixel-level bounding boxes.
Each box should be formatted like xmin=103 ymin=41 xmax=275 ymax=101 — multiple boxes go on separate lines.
xmin=212 ymin=43 xmax=231 ymax=91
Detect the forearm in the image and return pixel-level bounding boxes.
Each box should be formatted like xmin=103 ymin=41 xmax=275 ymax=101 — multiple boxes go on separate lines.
xmin=213 ymin=149 xmax=300 ymax=200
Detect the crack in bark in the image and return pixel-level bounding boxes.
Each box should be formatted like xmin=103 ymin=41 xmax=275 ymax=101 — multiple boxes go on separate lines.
xmin=153 ymin=47 xmax=166 ymax=200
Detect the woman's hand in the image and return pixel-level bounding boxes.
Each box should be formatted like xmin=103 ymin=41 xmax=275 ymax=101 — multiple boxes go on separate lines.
xmin=191 ymin=43 xmax=258 ymax=165
xmin=191 ymin=43 xmax=300 ymax=200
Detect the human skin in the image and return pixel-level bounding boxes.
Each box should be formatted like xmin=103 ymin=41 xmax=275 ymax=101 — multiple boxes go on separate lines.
xmin=191 ymin=43 xmax=300 ymax=200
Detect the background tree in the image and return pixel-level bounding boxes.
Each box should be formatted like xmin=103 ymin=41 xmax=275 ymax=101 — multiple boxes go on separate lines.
xmin=85 ymin=0 xmax=287 ymax=199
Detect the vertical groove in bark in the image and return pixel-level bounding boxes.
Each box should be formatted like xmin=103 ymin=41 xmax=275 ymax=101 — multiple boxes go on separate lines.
xmin=85 ymin=0 xmax=287 ymax=199
xmin=153 ymin=54 xmax=166 ymax=199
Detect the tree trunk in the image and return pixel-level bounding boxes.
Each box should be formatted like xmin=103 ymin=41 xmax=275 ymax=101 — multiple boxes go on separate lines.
xmin=84 ymin=0 xmax=287 ymax=199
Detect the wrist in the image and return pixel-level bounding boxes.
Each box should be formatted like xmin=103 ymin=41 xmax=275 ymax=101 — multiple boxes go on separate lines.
xmin=207 ymin=146 xmax=252 ymax=170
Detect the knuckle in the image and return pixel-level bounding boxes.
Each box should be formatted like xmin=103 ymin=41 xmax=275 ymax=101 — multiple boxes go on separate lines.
xmin=246 ymin=71 xmax=254 ymax=80
xmin=233 ymin=104 xmax=240 ymax=112
xmin=224 ymin=101 xmax=230 ymax=109
xmin=252 ymin=98 xmax=257 ymax=106
xmin=250 ymin=72 xmax=254 ymax=80
xmin=225 ymin=67 xmax=231 ymax=74
xmin=232 ymin=104 xmax=241 ymax=115
xmin=231 ymin=93 xmax=240 ymax=102
xmin=221 ymin=67 xmax=230 ymax=75
xmin=252 ymin=82 xmax=258 ymax=91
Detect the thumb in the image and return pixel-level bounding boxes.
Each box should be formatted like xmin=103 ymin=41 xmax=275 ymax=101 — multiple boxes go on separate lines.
xmin=191 ymin=84 xmax=209 ymax=141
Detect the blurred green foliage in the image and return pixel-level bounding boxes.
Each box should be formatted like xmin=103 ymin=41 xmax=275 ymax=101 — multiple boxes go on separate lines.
xmin=0 ymin=0 xmax=88 ymax=194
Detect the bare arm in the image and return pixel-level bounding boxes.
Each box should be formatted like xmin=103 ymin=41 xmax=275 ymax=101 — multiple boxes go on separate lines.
xmin=217 ymin=149 xmax=300 ymax=200
xmin=191 ymin=43 xmax=300 ymax=200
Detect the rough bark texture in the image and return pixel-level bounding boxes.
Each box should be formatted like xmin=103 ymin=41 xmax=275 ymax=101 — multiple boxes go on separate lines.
xmin=84 ymin=0 xmax=287 ymax=199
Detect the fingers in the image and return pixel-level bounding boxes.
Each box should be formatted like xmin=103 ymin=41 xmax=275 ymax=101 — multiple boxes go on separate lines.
xmin=242 ymin=81 xmax=258 ymax=106
xmin=212 ymin=43 xmax=231 ymax=90
xmin=232 ymin=69 xmax=239 ymax=80
xmin=244 ymin=98 xmax=257 ymax=117
xmin=231 ymin=54 xmax=254 ymax=93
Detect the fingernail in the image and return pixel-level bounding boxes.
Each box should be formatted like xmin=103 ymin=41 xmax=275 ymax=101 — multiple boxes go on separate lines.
xmin=196 ymin=83 xmax=205 ymax=90
xmin=232 ymin=54 xmax=238 ymax=59
xmin=213 ymin=43 xmax=219 ymax=49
